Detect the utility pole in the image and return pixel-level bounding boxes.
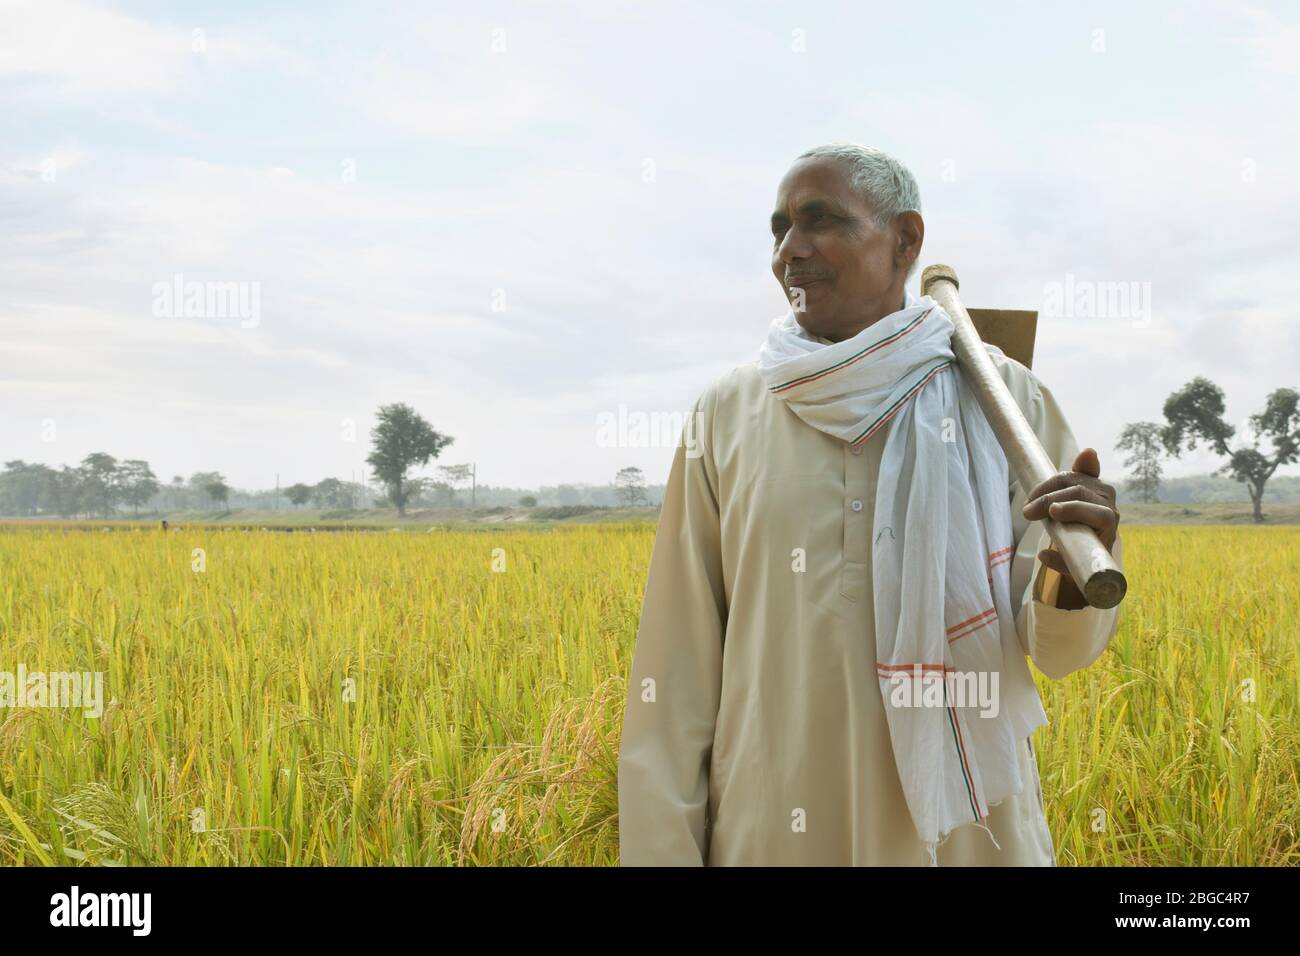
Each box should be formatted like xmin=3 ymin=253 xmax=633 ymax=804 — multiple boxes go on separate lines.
xmin=471 ymin=463 xmax=476 ymax=507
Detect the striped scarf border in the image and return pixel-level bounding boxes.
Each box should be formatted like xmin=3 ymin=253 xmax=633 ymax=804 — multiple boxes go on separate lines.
xmin=767 ymin=307 xmax=933 ymax=394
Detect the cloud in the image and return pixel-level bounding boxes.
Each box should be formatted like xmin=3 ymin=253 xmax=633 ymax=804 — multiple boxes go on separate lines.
xmin=1224 ymin=0 xmax=1300 ymax=76
xmin=2 ymin=0 xmax=1297 ymax=488
xmin=0 ymin=0 xmax=307 ymax=98
xmin=0 ymin=0 xmax=190 ymax=94
xmin=356 ymin=48 xmax=548 ymax=143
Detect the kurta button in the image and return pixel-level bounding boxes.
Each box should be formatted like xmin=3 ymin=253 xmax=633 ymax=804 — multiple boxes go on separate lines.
xmin=850 ymin=499 xmax=863 ymax=512
xmin=851 ymin=445 xmax=863 ymax=455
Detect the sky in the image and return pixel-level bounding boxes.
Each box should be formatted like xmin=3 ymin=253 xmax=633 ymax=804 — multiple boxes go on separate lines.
xmin=2 ymin=0 xmax=1298 ymax=491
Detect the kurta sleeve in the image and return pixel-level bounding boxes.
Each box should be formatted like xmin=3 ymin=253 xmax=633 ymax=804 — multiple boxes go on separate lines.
xmin=1006 ymin=366 xmax=1124 ymax=681
xmin=617 ymin=386 xmax=727 ymax=866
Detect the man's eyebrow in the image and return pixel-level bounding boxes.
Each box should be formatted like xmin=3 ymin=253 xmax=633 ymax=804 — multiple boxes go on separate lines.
xmin=770 ymin=199 xmax=840 ymax=230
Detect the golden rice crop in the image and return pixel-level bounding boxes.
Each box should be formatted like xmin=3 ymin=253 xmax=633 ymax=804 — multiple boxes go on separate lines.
xmin=0 ymin=523 xmax=1295 ymax=865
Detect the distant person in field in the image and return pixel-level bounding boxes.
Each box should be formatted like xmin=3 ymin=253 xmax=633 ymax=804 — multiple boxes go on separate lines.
xmin=617 ymin=142 xmax=1123 ymax=866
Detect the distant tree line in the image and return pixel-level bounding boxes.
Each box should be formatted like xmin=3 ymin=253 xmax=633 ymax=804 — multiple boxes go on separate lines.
xmin=0 ymin=455 xmax=666 ymax=518
xmin=0 ymin=456 xmax=372 ymax=519
xmin=1119 ymin=377 xmax=1299 ymax=521
xmin=1117 ymin=474 xmax=1300 ymax=505
xmin=1 ymin=455 xmax=168 ymax=518
xmin=1 ymin=403 xmax=668 ymax=519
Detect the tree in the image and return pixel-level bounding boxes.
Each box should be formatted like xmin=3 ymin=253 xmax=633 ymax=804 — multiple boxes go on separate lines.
xmin=169 ymin=475 xmax=186 ymax=511
xmin=119 ymin=459 xmax=160 ymax=516
xmin=47 ymin=466 xmax=85 ymax=518
xmin=519 ymin=495 xmax=537 ymax=507
xmin=615 ymin=466 xmax=647 ymax=506
xmin=438 ymin=464 xmax=474 ymax=506
xmin=1161 ymin=377 xmax=1300 ymax=523
xmin=312 ymin=478 xmax=354 ymax=510
xmin=427 ymin=479 xmax=454 ymax=506
xmin=189 ymin=472 xmax=222 ymax=493
xmin=0 ymin=461 xmax=51 ymax=516
xmin=286 ymin=483 xmax=313 ymax=509
xmin=79 ymin=453 xmax=122 ymax=518
xmin=366 ymin=403 xmax=454 ymax=517
xmin=342 ymin=480 xmax=370 ymax=509
xmin=405 ymin=476 xmax=436 ymax=507
xmin=201 ymin=475 xmax=230 ymax=512
xmin=1115 ymin=423 xmax=1166 ymax=503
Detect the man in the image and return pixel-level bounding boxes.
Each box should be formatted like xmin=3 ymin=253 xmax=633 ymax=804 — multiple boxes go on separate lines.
xmin=617 ymin=142 xmax=1123 ymax=866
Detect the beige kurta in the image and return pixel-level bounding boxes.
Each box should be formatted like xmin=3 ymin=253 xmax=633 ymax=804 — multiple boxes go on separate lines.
xmin=617 ymin=349 xmax=1124 ymax=866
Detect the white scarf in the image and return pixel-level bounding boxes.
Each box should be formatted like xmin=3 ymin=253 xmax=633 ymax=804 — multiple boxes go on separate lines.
xmin=757 ymin=290 xmax=1049 ymax=864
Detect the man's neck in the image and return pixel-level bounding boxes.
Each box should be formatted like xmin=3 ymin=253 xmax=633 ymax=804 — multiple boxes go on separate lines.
xmin=824 ymin=290 xmax=908 ymax=343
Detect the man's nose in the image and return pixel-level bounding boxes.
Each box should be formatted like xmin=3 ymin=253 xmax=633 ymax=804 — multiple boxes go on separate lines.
xmin=775 ymin=227 xmax=811 ymax=263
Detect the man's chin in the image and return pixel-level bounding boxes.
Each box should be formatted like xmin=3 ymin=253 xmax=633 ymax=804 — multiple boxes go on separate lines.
xmin=794 ymin=314 xmax=836 ymax=342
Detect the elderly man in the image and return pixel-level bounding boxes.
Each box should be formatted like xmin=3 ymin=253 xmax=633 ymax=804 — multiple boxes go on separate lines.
xmin=617 ymin=142 xmax=1123 ymax=866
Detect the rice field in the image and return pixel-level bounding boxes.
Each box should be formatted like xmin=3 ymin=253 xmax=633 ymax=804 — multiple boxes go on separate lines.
xmin=0 ymin=523 xmax=1296 ymax=865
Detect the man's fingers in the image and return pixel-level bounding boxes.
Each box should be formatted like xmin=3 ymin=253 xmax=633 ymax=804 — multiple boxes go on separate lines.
xmin=1025 ymin=469 xmax=1095 ymax=502
xmin=1022 ymin=484 xmax=1104 ymax=520
xmin=1037 ymin=548 xmax=1070 ymax=576
xmin=1072 ymin=446 xmax=1101 ymax=479
xmin=1044 ymin=499 xmax=1117 ymax=542
xmin=1024 ymin=465 xmax=1115 ymax=509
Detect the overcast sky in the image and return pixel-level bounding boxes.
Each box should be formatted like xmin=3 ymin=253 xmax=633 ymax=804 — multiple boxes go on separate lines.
xmin=3 ymin=0 xmax=1298 ymax=491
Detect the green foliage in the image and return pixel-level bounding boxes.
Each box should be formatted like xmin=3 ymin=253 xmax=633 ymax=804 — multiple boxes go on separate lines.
xmin=284 ymin=483 xmax=313 ymax=508
xmin=1162 ymin=377 xmax=1300 ymax=522
xmin=366 ymin=403 xmax=454 ymax=516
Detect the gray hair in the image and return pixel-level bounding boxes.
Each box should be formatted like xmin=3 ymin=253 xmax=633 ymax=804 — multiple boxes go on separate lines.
xmin=795 ymin=142 xmax=922 ymax=278
xmin=796 ymin=142 xmax=922 ymax=227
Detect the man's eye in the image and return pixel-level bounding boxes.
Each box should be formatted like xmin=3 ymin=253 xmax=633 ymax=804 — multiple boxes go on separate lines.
xmin=772 ymin=214 xmax=829 ymax=240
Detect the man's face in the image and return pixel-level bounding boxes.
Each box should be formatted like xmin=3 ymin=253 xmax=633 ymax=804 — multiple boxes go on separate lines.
xmin=769 ymin=156 xmax=921 ymax=342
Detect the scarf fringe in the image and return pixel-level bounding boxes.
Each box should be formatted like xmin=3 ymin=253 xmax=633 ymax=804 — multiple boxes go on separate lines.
xmin=926 ymin=802 xmax=1007 ymax=866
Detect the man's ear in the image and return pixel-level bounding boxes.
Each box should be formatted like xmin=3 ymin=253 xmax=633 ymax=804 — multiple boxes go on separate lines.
xmin=895 ymin=210 xmax=924 ymax=274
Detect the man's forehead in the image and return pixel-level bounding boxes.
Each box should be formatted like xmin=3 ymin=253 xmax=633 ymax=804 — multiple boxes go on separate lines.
xmin=773 ymin=159 xmax=856 ymax=212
